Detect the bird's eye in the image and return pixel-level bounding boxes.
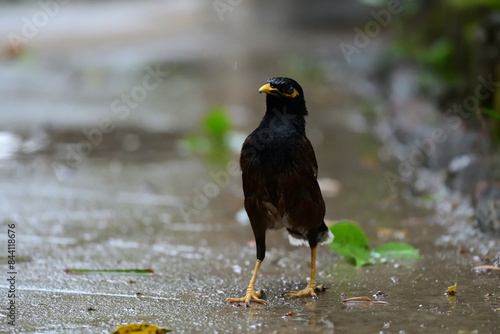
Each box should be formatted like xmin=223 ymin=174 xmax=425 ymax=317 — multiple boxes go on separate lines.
xmin=286 ymin=86 xmax=294 ymax=95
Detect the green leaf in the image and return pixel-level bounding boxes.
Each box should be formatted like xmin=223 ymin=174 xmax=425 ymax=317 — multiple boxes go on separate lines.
xmin=372 ymin=242 xmax=420 ymax=261
xmin=328 ymin=222 xmax=420 ymax=267
xmin=203 ymin=107 xmax=231 ymax=137
xmin=346 ymin=246 xmax=372 ymax=267
xmin=329 ymin=221 xmax=369 ymax=250
xmin=328 ymin=221 xmax=371 ymax=267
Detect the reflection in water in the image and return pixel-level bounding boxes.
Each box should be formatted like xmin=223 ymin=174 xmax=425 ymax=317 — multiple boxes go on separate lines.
xmin=446 ymin=295 xmax=457 ymax=314
xmin=305 ymin=299 xmax=335 ymax=331
xmin=306 ymin=300 xmax=317 ymax=327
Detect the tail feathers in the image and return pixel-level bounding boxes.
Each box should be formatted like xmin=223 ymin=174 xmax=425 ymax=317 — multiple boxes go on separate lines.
xmin=288 ymin=233 xmax=309 ymax=246
xmin=319 ymin=226 xmax=334 ymax=245
xmin=287 ymin=222 xmax=334 ymax=247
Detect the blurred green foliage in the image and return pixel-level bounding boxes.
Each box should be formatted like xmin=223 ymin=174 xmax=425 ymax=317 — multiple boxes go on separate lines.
xmin=203 ymin=107 xmax=231 ymax=145
xmin=482 ymin=108 xmax=500 ymax=121
xmin=449 ymin=0 xmax=500 ymax=9
xmin=181 ymin=107 xmax=232 ymax=163
xmin=372 ymin=0 xmax=500 ymax=142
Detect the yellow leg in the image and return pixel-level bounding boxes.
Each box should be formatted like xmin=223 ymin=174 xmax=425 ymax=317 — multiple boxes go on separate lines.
xmin=225 ymin=260 xmax=266 ymax=306
xmin=284 ymin=246 xmax=326 ymax=298
xmin=309 ymin=245 xmax=317 ymax=288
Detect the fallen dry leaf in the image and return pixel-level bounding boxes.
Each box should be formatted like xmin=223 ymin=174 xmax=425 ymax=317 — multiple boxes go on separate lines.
xmin=458 ymin=248 xmax=470 ymax=255
xmin=5 ymin=44 xmax=24 ymax=58
xmin=341 ymin=296 xmax=388 ymax=305
xmin=473 ymin=265 xmax=500 ymax=271
xmin=472 ymin=256 xmax=491 ymax=263
xmin=65 ymin=269 xmax=154 ymax=276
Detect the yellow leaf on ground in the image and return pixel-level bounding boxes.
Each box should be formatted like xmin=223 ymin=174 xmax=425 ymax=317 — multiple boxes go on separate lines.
xmin=112 ymin=323 xmax=172 ymax=334
xmin=446 ymin=283 xmax=457 ymax=296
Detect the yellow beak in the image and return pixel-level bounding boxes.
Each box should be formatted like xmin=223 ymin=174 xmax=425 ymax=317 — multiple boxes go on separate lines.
xmin=258 ymin=83 xmax=280 ymax=96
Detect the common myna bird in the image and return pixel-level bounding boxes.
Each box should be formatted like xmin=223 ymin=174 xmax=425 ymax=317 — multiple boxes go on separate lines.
xmin=225 ymin=77 xmax=334 ymax=305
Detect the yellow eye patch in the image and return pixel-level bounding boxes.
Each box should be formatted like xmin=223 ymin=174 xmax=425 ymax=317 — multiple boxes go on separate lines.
xmin=282 ymin=88 xmax=299 ymax=98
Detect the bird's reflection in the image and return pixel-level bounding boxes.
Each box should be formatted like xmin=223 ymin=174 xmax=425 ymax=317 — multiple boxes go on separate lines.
xmin=306 ymin=300 xmax=318 ymax=327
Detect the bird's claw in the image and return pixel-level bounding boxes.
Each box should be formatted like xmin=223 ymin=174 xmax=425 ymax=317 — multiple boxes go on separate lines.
xmin=284 ymin=284 xmax=326 ymax=298
xmin=225 ymin=290 xmax=266 ymax=306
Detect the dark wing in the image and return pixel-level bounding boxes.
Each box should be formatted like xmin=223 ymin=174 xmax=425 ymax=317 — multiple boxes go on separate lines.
xmin=240 ymin=132 xmax=278 ymax=230
xmin=240 ymin=132 xmax=325 ymax=235
xmin=277 ymin=135 xmax=325 ymax=235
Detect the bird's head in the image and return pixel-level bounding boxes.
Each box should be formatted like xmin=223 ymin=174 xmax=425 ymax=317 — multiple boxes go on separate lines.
xmin=259 ymin=77 xmax=307 ymax=116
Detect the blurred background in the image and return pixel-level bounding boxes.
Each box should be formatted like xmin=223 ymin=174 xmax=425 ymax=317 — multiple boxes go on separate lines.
xmin=1 ymin=0 xmax=500 ymax=333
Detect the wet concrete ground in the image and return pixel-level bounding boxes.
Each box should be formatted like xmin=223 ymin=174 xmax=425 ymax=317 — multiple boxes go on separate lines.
xmin=1 ymin=1 xmax=499 ymax=333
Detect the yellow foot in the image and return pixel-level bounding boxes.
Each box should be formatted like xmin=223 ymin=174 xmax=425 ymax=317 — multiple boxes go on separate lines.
xmin=225 ymin=289 xmax=266 ymax=306
xmin=284 ymin=284 xmax=326 ymax=298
